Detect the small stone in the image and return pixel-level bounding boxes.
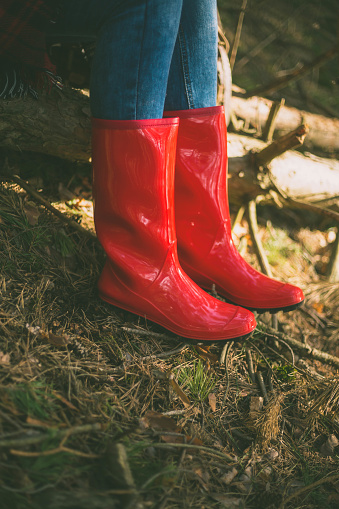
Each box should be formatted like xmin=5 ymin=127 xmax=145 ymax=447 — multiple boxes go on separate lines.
xmin=265 ymin=448 xmax=279 ymax=461
xmin=320 ymin=434 xmax=339 ymax=457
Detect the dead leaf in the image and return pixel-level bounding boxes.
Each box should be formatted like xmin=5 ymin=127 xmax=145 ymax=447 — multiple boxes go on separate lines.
xmin=140 ymin=411 xmax=203 ymax=447
xmin=239 ymin=390 xmax=250 ymax=397
xmin=26 ymin=323 xmax=41 ymax=335
xmin=319 ymin=434 xmax=339 ymax=457
xmin=312 ymin=302 xmax=324 ymax=313
xmin=0 ymin=351 xmax=10 ymax=364
xmin=160 ymin=434 xmax=203 ymax=446
xmin=169 ymin=375 xmax=191 ymax=408
xmin=52 ymin=391 xmax=78 ymax=411
xmin=258 ymin=466 xmax=272 ymax=482
xmin=210 ymin=494 xmax=243 ymax=508
xmin=194 ymin=467 xmax=210 ymax=490
xmin=26 ymin=417 xmax=50 ymax=428
xmin=286 ymin=480 xmax=305 ymax=495
xmin=208 ymin=393 xmax=217 ymax=412
xmin=58 ymin=182 xmax=76 ymax=202
xmin=249 ymin=396 xmax=264 ymax=420
xmin=221 ymin=467 xmax=238 ymax=485
xmin=195 ymin=345 xmax=219 ymax=364
xmin=195 ymin=468 xmax=210 ymax=482
xmin=265 ymin=448 xmax=279 ymax=461
xmin=186 ymin=435 xmax=203 ymax=446
xmin=23 ymin=202 xmax=40 ymax=226
xmin=152 ymin=369 xmax=168 ymax=380
xmin=236 ymin=466 xmax=253 ymax=494
xmin=48 ymin=332 xmax=69 ymax=347
xmin=139 ymin=410 xmax=179 ymax=432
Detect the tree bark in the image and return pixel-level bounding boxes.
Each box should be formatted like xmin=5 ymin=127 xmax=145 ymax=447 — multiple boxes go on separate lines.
xmin=227 ymin=132 xmax=339 ymax=209
xmin=0 ymin=88 xmax=91 ymax=162
xmin=231 ymin=95 xmax=339 ymax=156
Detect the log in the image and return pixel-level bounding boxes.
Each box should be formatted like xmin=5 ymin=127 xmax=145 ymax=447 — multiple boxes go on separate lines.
xmin=227 ymin=132 xmax=339 ymax=209
xmin=0 ymin=88 xmax=338 ymax=213
xmin=231 ymin=95 xmax=339 ymax=156
xmin=0 ymin=88 xmax=92 ymax=162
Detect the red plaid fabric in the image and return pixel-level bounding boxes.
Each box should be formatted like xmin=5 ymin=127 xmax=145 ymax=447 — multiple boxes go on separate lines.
xmin=0 ymin=0 xmax=62 ymax=97
xmin=0 ymin=0 xmax=56 ymax=72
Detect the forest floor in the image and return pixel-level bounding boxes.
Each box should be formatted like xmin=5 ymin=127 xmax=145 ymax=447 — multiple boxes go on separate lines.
xmin=1 ymin=1 xmax=339 ymax=507
xmin=0 ymin=148 xmax=338 ymax=509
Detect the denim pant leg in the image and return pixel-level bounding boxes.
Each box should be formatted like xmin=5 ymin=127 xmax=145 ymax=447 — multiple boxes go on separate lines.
xmin=164 ymin=0 xmax=218 ymax=111
xmin=56 ymin=0 xmax=183 ymax=119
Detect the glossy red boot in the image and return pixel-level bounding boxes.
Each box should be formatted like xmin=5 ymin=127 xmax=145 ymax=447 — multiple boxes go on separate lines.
xmin=164 ymin=106 xmax=304 ymax=313
xmin=92 ymin=117 xmax=256 ymax=341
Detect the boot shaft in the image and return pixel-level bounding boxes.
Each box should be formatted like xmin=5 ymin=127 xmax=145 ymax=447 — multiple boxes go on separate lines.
xmin=165 ymin=106 xmax=230 ymax=259
xmin=92 ymin=117 xmax=179 ymax=289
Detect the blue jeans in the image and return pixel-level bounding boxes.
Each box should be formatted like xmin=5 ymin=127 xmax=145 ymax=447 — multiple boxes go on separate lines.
xmin=54 ymin=0 xmax=218 ymax=119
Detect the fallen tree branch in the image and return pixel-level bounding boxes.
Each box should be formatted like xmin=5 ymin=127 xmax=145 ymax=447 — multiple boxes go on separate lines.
xmin=148 ymin=442 xmax=235 ymax=463
xmin=229 ymin=0 xmax=247 ymax=71
xmin=255 ymin=124 xmax=309 ymax=167
xmin=2 ymin=173 xmax=97 ymax=240
xmin=247 ymin=199 xmax=273 ymax=276
xmin=0 ymin=422 xmax=103 ymax=449
xmin=263 ymin=326 xmax=339 ymax=369
xmin=1 ymin=89 xmax=338 ymax=216
xmin=262 ymin=98 xmax=285 ymax=142
xmin=279 ymin=195 xmax=339 ymax=223
xmin=279 ymin=472 xmax=339 ymax=509
xmin=244 ymin=45 xmax=338 ymax=98
xmin=227 ymin=132 xmax=339 ymax=209
xmin=327 ymin=233 xmax=339 ymax=282
xmin=231 ymin=95 xmax=339 ymax=154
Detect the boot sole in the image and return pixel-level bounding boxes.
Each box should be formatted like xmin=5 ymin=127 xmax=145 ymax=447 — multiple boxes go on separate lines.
xmin=99 ymin=294 xmax=255 ymax=343
xmin=247 ymin=300 xmax=304 ymax=314
xmin=200 ymin=286 xmax=304 ymax=315
xmin=222 ymin=298 xmax=305 ymax=314
xmin=184 ymin=330 xmax=254 ymax=345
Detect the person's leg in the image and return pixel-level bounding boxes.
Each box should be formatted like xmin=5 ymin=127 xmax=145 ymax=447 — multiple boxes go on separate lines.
xmin=164 ymin=0 xmax=218 ymax=111
xmin=57 ymin=0 xmax=257 ymax=339
xmin=164 ymin=104 xmax=305 ymax=312
xmin=54 ymin=0 xmax=184 ymax=119
xmin=162 ymin=1 xmax=304 ymax=313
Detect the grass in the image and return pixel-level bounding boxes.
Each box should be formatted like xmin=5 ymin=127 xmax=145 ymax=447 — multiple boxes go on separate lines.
xmin=263 ymin=225 xmax=303 ymax=267
xmin=177 ymin=359 xmax=217 ymax=402
xmin=5 ymin=381 xmax=59 ymax=420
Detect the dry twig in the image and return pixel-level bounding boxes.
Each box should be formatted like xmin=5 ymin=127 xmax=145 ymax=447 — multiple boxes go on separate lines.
xmin=255 ymin=124 xmax=309 ymax=167
xmin=247 ymin=199 xmax=272 ymax=276
xmin=279 ymin=472 xmax=339 ymax=509
xmin=262 ymin=98 xmax=285 ymax=142
xmin=4 ymin=174 xmax=96 ymax=240
xmin=150 ymin=442 xmax=234 ymax=462
xmin=245 ymin=45 xmax=338 ymax=98
xmin=229 ymin=0 xmax=247 ymax=70
xmin=264 ymin=326 xmax=339 ymax=368
xmin=0 ymin=423 xmax=102 ymax=449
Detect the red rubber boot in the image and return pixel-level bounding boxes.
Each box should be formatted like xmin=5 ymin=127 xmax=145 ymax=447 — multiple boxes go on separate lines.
xmin=164 ymin=106 xmax=304 ymax=313
xmin=92 ymin=116 xmax=256 ymax=340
